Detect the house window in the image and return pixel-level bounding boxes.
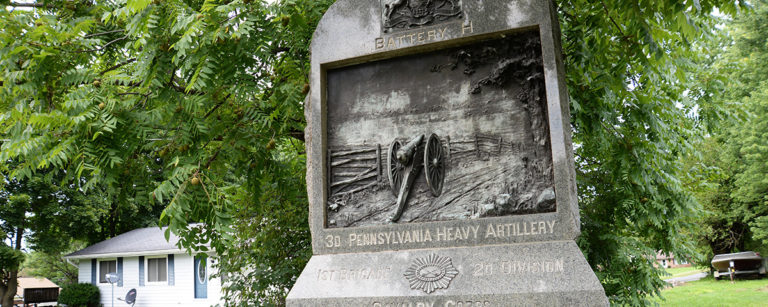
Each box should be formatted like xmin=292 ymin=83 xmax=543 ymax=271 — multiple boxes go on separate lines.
xmin=99 ymin=260 xmax=117 ymax=283
xmin=147 ymin=257 xmax=168 ymax=283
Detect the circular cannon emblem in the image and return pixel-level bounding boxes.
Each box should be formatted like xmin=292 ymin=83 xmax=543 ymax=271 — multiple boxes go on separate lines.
xmin=403 ymin=254 xmax=459 ymax=294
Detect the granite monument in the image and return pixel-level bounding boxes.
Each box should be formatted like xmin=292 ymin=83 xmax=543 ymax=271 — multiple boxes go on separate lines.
xmin=287 ymin=0 xmax=609 ymax=305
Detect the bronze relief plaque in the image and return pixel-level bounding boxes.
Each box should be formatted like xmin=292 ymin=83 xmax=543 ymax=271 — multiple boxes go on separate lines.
xmin=326 ymin=29 xmax=555 ymax=228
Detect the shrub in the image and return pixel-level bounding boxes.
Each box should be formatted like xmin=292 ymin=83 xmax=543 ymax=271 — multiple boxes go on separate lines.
xmin=58 ymin=283 xmax=100 ymax=307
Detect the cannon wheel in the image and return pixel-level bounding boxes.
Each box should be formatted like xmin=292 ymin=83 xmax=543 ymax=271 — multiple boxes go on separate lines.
xmin=424 ymin=133 xmax=445 ymax=197
xmin=387 ymin=140 xmax=404 ymax=196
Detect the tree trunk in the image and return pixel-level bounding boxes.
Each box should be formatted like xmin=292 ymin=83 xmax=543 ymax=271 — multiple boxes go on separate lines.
xmin=0 ymin=270 xmax=19 ymax=307
xmin=1 ymin=227 xmax=24 ymax=307
xmin=109 ymin=196 xmax=118 ymax=237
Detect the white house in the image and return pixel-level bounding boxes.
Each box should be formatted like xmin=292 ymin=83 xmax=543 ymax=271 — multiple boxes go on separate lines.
xmin=64 ymin=226 xmax=222 ymax=307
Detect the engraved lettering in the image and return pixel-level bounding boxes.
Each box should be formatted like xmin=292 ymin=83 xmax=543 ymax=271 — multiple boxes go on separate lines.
xmin=522 ymin=222 xmax=530 ymax=235
xmin=472 ymin=263 xmax=493 ymax=276
xmin=471 ymin=259 xmax=565 ymax=276
xmin=375 ymin=22 xmax=476 ymax=51
xmin=334 ymin=221 xmax=556 ymax=249
xmin=372 ymin=302 xmax=437 ymax=307
xmin=445 ymin=301 xmax=491 ymax=307
xmin=437 ymin=227 xmax=447 ymax=241
xmin=462 ymin=21 xmax=474 ymax=34
xmin=547 ymin=220 xmax=556 ymax=233
xmin=325 ymin=235 xmax=341 ymax=247
xmin=438 ymin=27 xmax=448 ymax=38
xmin=485 ymin=224 xmax=496 ymax=238
xmin=318 ymin=267 xmax=392 ymax=281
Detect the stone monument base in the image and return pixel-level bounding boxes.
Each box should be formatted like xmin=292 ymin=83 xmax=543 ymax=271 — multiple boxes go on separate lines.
xmin=287 ymin=241 xmax=608 ymax=306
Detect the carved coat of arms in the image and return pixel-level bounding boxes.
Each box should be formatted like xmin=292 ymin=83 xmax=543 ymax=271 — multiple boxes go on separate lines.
xmin=382 ymin=0 xmax=462 ymax=32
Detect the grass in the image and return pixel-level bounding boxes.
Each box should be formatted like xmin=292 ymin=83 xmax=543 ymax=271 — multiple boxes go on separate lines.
xmin=660 ymin=266 xmax=707 ymax=280
xmin=653 ymin=276 xmax=768 ymax=307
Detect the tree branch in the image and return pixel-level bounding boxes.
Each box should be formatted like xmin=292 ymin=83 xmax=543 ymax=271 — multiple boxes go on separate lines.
xmin=8 ymin=2 xmax=48 ymax=8
xmin=203 ymin=145 xmax=224 ymax=170
xmin=76 ymin=35 xmax=129 ymax=53
xmin=117 ymin=92 xmax=150 ymax=97
xmin=84 ymin=29 xmax=124 ymax=38
xmin=101 ymin=58 xmax=136 ymax=75
xmin=203 ymin=94 xmax=231 ymax=119
xmin=288 ymin=129 xmax=305 ymax=143
xmin=600 ymin=0 xmax=630 ymax=40
xmin=170 ymin=81 xmax=204 ymax=95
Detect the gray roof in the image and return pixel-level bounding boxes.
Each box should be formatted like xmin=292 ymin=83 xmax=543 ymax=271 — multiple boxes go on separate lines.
xmin=65 ymin=226 xmax=182 ymax=259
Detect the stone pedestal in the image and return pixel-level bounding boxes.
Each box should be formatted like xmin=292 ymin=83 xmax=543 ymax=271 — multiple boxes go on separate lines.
xmin=287 ymin=241 xmax=606 ymax=306
xmin=288 ymin=0 xmax=609 ymax=305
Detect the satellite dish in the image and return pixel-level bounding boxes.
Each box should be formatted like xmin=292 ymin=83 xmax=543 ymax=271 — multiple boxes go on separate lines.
xmin=125 ymin=289 xmax=137 ymax=305
xmin=106 ymin=272 xmax=120 ymax=284
xmin=117 ymin=288 xmax=137 ymax=307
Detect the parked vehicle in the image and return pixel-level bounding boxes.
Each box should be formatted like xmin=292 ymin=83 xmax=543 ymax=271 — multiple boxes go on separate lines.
xmin=711 ymin=251 xmax=766 ymax=280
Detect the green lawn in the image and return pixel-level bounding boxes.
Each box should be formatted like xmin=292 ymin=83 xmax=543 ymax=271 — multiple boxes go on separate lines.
xmin=660 ymin=266 xmax=707 ymax=280
xmin=654 ymin=277 xmax=768 ymax=307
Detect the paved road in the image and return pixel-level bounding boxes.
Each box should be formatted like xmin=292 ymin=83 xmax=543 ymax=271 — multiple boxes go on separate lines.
xmin=665 ymin=272 xmax=708 ymax=284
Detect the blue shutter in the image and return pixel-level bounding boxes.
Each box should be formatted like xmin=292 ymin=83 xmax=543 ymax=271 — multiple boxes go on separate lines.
xmin=167 ymin=254 xmax=175 ymax=286
xmin=91 ymin=259 xmax=97 ymax=284
xmin=138 ymin=256 xmax=145 ymax=286
xmin=117 ymin=257 xmax=123 ymax=287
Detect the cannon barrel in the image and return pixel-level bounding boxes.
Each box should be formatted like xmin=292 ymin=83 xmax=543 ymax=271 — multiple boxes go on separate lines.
xmin=396 ymin=134 xmax=424 ymax=164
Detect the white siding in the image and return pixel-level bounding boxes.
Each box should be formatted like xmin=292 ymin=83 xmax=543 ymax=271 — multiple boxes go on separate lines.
xmin=79 ymin=253 xmax=222 ymax=307
xmin=78 ymin=260 xmax=92 ymax=283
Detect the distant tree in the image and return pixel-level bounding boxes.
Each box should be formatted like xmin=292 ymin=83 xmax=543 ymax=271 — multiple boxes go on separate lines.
xmin=727 ymin=2 xmax=768 ymax=245
xmin=559 ymin=0 xmax=744 ymax=304
xmin=683 ymin=0 xmax=768 ymax=266
xmin=0 ymin=230 xmax=25 ymax=307
xmin=22 ymin=242 xmax=84 ymax=286
xmin=0 ymin=172 xmax=101 ymax=307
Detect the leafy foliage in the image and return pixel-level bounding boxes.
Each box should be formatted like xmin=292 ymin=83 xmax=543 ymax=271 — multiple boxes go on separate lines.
xmin=0 ymin=241 xmax=23 ymax=307
xmin=558 ymin=0 xmax=744 ymax=304
xmin=684 ymin=0 xmax=768 ymax=264
xmin=0 ymin=168 xmax=107 ymax=307
xmin=0 ymin=243 xmax=25 ymax=280
xmin=0 ymin=0 xmax=754 ymax=306
xmin=58 ymin=283 xmax=101 ymax=307
xmin=1 ymin=0 xmax=330 ymax=305
xmin=22 ymin=242 xmax=84 ymax=286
